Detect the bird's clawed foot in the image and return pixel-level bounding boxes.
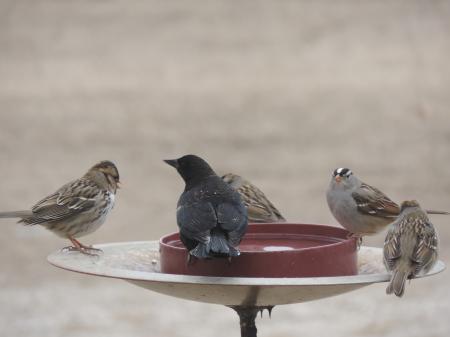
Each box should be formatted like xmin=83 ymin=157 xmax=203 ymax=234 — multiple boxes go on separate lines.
xmin=62 ymin=245 xmax=102 ymax=256
xmin=347 ymin=233 xmax=363 ymax=250
xmin=355 ymin=236 xmax=363 ymax=250
xmin=186 ymin=253 xmax=196 ymax=266
xmin=63 ymin=238 xmax=103 ymax=256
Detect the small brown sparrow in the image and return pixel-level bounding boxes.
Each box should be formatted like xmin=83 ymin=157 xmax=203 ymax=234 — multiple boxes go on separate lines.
xmin=384 ymin=200 xmax=438 ymax=297
xmin=0 ymin=161 xmax=120 ymax=255
xmin=222 ymin=173 xmax=286 ymax=223
xmin=327 ymin=168 xmax=448 ymax=238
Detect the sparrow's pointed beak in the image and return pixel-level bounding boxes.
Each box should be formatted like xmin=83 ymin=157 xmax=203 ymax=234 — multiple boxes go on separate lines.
xmin=116 ymin=181 xmax=122 ymax=189
xmin=164 ymin=159 xmax=179 ymax=169
xmin=335 ymin=176 xmax=342 ymax=183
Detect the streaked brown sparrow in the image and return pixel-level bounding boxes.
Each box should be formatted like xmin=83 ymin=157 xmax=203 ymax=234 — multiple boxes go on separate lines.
xmin=222 ymin=173 xmax=286 ymax=223
xmin=384 ymin=200 xmax=438 ymax=297
xmin=0 ymin=160 xmax=120 ymax=255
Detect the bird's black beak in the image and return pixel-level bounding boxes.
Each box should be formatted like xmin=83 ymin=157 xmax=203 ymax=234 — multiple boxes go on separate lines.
xmin=164 ymin=159 xmax=179 ymax=169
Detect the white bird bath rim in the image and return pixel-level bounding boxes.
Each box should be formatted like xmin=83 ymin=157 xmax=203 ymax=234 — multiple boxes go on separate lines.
xmin=47 ymin=240 xmax=445 ymax=307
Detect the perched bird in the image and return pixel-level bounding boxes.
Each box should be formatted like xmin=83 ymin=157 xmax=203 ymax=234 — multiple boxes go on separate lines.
xmin=326 ymin=167 xmax=448 ymax=238
xmin=222 ymin=173 xmax=286 ymax=223
xmin=0 ymin=161 xmax=120 ymax=255
xmin=165 ymin=155 xmax=248 ymax=260
xmin=384 ymin=200 xmax=438 ymax=297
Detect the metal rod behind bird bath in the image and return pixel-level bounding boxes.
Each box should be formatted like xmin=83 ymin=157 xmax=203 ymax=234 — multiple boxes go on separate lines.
xmin=229 ymin=305 xmax=274 ymax=337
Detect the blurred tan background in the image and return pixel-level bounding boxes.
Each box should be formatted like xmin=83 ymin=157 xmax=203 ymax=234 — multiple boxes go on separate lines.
xmin=1 ymin=0 xmax=449 ymax=336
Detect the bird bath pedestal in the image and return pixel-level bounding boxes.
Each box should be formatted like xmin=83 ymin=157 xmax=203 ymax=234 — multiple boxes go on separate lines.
xmin=47 ymin=224 xmax=445 ymax=337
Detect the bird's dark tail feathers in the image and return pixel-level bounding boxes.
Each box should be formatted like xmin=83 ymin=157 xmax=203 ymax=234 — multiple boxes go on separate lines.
xmin=425 ymin=209 xmax=450 ymax=215
xmin=210 ymin=230 xmax=230 ymax=254
xmin=189 ymin=243 xmax=211 ymax=259
xmin=210 ymin=228 xmax=240 ymax=257
xmin=189 ymin=229 xmax=240 ymax=259
xmin=0 ymin=210 xmax=32 ymax=219
xmin=386 ymin=269 xmax=408 ymax=297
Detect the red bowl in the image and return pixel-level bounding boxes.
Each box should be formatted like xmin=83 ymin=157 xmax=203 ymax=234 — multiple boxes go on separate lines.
xmin=159 ymin=223 xmax=357 ymax=278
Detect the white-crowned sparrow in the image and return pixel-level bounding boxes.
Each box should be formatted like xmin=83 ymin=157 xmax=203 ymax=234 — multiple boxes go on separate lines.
xmin=326 ymin=168 xmax=448 ymax=238
xmin=0 ymin=160 xmax=120 ymax=255
xmin=384 ymin=200 xmax=438 ymax=297
xmin=222 ymin=173 xmax=286 ymax=223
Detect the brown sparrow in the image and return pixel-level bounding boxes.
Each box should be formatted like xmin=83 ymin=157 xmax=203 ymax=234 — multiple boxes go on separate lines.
xmin=327 ymin=168 xmax=448 ymax=238
xmin=384 ymin=200 xmax=438 ymax=297
xmin=0 ymin=161 xmax=120 ymax=255
xmin=222 ymin=173 xmax=286 ymax=223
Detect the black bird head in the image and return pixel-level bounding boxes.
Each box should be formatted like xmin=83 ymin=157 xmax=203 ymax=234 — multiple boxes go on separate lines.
xmin=164 ymin=155 xmax=216 ymax=185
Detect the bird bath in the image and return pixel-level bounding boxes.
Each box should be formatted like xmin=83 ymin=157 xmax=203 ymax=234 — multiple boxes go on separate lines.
xmin=160 ymin=223 xmax=358 ymax=277
xmin=47 ymin=224 xmax=445 ymax=337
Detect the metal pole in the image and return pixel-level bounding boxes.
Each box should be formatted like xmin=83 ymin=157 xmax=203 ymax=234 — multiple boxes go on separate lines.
xmin=229 ymin=306 xmax=274 ymax=337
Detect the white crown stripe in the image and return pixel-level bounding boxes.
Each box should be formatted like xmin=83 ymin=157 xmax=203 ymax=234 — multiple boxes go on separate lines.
xmin=333 ymin=168 xmax=353 ymax=177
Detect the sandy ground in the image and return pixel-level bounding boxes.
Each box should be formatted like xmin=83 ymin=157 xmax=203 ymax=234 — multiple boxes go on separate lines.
xmin=1 ymin=0 xmax=450 ymax=336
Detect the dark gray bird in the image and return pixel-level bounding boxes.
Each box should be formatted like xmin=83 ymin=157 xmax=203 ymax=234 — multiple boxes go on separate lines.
xmin=384 ymin=200 xmax=438 ymax=297
xmin=222 ymin=173 xmax=286 ymax=223
xmin=165 ymin=155 xmax=248 ymax=260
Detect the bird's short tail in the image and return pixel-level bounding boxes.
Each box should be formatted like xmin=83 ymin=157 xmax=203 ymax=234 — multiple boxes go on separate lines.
xmin=426 ymin=209 xmax=450 ymax=215
xmin=189 ymin=229 xmax=240 ymax=259
xmin=386 ymin=270 xmax=408 ymax=297
xmin=189 ymin=243 xmax=211 ymax=259
xmin=210 ymin=228 xmax=240 ymax=257
xmin=0 ymin=210 xmax=32 ymax=219
xmin=210 ymin=230 xmax=230 ymax=254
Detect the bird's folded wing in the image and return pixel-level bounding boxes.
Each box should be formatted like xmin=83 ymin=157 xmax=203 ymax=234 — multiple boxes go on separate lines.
xmin=383 ymin=227 xmax=401 ymax=269
xmin=217 ymin=203 xmax=248 ymax=246
xmin=240 ymin=184 xmax=285 ymax=222
xmin=247 ymin=201 xmax=285 ymax=222
xmin=177 ymin=202 xmax=217 ymax=244
xmin=412 ymin=222 xmax=438 ymax=273
xmin=352 ymin=183 xmax=400 ymax=218
xmin=247 ymin=204 xmax=276 ymax=222
xmin=26 ymin=183 xmax=97 ymax=225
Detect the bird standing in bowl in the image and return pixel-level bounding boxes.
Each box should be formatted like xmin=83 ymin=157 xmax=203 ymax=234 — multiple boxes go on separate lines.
xmin=222 ymin=173 xmax=285 ymax=223
xmin=383 ymin=200 xmax=438 ymax=297
xmin=0 ymin=160 xmax=120 ymax=255
xmin=326 ymin=167 xmax=448 ymax=240
xmin=165 ymin=155 xmax=248 ymax=260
